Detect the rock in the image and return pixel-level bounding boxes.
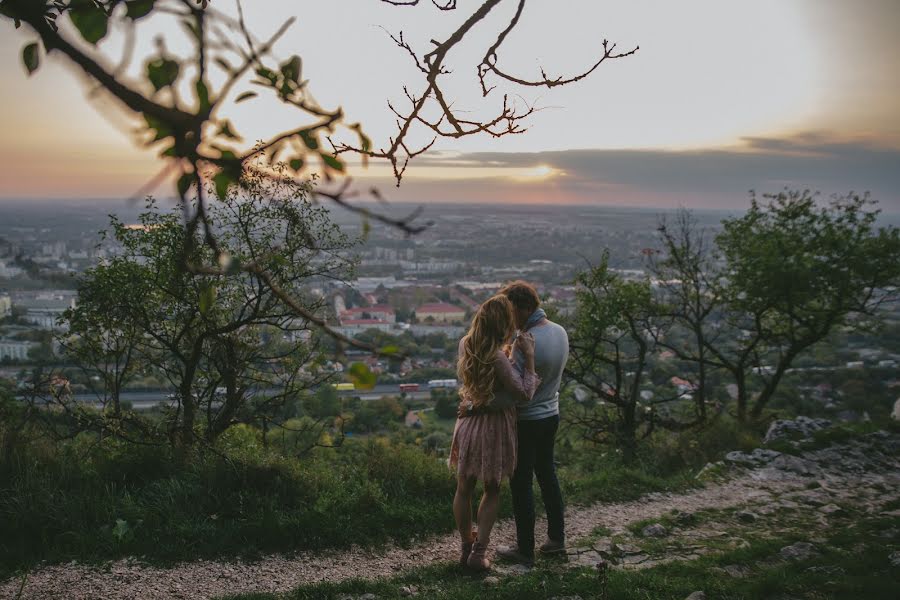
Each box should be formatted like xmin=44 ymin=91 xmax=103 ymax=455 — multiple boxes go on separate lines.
xmin=736 ymin=510 xmax=758 ymax=523
xmin=837 ymin=410 xmax=861 ymax=423
xmin=676 ymin=511 xmax=698 ymax=525
xmin=641 ymin=523 xmax=668 ymax=538
xmin=695 ymin=461 xmax=727 ymax=481
xmin=398 ymin=585 xmax=417 ymax=596
xmin=720 ymin=564 xmax=751 ymax=578
xmin=779 ymin=542 xmax=818 ymax=561
xmin=685 ymin=593 xmax=707 ymax=600
xmin=612 ymin=542 xmax=642 ymax=555
xmin=819 ymin=503 xmax=845 ymax=516
xmin=725 ymin=448 xmax=782 ymax=467
xmin=770 ymin=454 xmax=819 ymax=476
xmin=482 ymin=576 xmax=500 ymax=587
xmin=806 ymin=565 xmax=846 ymax=575
xmin=567 ymin=549 xmax=604 ymax=568
xmin=498 ymin=563 xmax=531 ymax=575
xmin=890 ymin=551 xmax=900 ymax=567
xmin=892 ymin=399 xmax=900 ymax=421
xmin=549 ymin=596 xmax=584 ymax=600
xmin=764 ymin=416 xmax=831 ymax=444
xmin=361 ymin=595 xmax=377 ymax=600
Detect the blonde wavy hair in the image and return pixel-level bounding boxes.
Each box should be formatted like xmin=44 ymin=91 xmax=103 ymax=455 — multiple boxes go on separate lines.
xmin=457 ymin=295 xmax=516 ymax=408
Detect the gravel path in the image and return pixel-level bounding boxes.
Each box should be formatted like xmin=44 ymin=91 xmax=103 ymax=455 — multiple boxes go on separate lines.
xmin=0 ymin=476 xmax=799 ymax=600
xmin=2 ymin=432 xmax=896 ymax=600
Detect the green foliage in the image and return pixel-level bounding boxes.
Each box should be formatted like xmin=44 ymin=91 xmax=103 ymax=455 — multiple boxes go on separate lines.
xmin=21 ymin=41 xmax=38 ymax=74
xmin=433 ymin=391 xmax=458 ymax=420
xmin=0 ymin=435 xmax=456 ymax=578
xmin=146 ymin=57 xmax=180 ymax=91
xmin=68 ymin=0 xmax=109 ymax=45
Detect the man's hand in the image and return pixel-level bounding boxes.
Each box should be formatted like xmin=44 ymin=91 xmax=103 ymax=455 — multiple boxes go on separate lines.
xmin=458 ymin=399 xmax=493 ymax=418
xmin=457 ymin=400 xmax=473 ymax=419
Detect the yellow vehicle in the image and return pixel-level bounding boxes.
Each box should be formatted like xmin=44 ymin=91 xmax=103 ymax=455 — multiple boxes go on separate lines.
xmin=332 ymin=382 xmax=356 ymax=391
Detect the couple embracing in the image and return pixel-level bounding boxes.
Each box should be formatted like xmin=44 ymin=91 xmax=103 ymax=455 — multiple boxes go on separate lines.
xmin=450 ymin=281 xmax=569 ymax=571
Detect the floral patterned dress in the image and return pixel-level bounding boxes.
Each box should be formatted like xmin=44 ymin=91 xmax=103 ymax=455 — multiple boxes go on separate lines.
xmin=449 ymin=347 xmax=540 ymax=484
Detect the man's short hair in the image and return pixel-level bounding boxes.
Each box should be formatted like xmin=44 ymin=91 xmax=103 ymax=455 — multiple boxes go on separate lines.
xmin=500 ymin=280 xmax=540 ymax=313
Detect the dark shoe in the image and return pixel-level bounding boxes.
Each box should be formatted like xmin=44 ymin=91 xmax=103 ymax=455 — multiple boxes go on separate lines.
xmin=460 ymin=541 xmax=474 ymax=566
xmin=466 ymin=541 xmax=491 ymax=571
xmin=496 ymin=544 xmax=534 ymax=566
xmin=539 ymin=538 xmax=566 ymax=555
xmin=460 ymin=527 xmax=478 ymax=566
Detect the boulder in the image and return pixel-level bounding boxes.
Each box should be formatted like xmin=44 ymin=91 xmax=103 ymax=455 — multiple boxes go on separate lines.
xmin=764 ymin=416 xmax=831 ymax=444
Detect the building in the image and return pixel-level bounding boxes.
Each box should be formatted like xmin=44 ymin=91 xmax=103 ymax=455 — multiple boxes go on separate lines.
xmin=415 ymin=303 xmax=466 ymax=324
xmin=0 ymin=261 xmax=24 ymax=279
xmin=340 ymin=304 xmax=396 ymax=324
xmin=18 ymin=292 xmax=76 ymax=331
xmin=405 ymin=410 xmax=423 ymax=428
xmin=0 ymin=294 xmax=11 ymax=318
xmin=0 ymin=339 xmax=37 ymax=361
xmin=335 ymin=319 xmax=396 ymax=337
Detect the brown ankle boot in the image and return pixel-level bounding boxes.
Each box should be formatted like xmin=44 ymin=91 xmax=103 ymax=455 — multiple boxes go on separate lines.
xmin=466 ymin=541 xmax=491 ymax=571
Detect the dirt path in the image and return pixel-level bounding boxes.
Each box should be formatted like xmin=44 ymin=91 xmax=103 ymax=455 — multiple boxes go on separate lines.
xmin=3 ymin=430 xmax=898 ymax=600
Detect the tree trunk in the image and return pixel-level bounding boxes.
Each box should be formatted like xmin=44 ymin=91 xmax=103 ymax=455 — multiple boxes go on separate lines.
xmin=735 ymin=371 xmax=748 ymax=423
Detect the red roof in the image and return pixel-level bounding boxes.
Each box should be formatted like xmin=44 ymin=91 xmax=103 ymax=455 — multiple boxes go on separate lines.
xmin=417 ymin=303 xmax=465 ymax=313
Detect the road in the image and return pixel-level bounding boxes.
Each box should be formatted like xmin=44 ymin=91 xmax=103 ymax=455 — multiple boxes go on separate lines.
xmin=58 ymin=384 xmax=442 ymax=410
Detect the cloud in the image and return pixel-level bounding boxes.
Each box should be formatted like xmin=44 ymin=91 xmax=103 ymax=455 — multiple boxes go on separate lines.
xmin=379 ymin=133 xmax=900 ymax=210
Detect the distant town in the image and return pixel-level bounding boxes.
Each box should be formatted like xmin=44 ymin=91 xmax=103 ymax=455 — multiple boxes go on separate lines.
xmin=2 ymin=199 xmax=899 ymax=424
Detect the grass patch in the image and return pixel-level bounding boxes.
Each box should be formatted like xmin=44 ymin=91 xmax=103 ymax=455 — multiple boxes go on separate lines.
xmin=0 ymin=437 xmax=460 ymax=579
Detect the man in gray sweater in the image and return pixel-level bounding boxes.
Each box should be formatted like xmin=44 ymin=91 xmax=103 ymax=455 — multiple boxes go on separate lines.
xmin=460 ymin=281 xmax=569 ymax=565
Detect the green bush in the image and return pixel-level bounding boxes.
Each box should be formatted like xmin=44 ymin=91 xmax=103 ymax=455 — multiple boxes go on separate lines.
xmin=0 ymin=433 xmax=458 ymax=578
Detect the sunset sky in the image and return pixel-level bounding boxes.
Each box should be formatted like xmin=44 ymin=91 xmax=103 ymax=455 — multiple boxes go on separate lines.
xmin=1 ymin=0 xmax=899 ymax=209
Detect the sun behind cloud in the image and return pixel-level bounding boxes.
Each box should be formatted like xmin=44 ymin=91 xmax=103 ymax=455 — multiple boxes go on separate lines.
xmin=511 ymin=164 xmax=563 ymax=182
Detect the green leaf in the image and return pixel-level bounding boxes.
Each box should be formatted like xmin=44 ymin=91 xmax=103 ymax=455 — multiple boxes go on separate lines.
xmin=234 ymin=91 xmax=257 ymax=103
xmin=22 ymin=42 xmax=39 ymax=76
xmin=289 ymin=158 xmax=304 ymax=172
xmin=125 ymin=0 xmax=155 ymax=20
xmin=147 ymin=58 xmax=179 ymax=91
xmin=69 ymin=1 xmax=109 ymax=45
xmin=255 ymin=67 xmax=277 ymax=84
xmin=280 ymin=55 xmax=302 ymax=84
xmin=348 ymin=362 xmax=377 ymax=390
xmin=213 ymin=171 xmax=234 ymax=200
xmin=195 ymin=79 xmax=210 ymax=112
xmin=378 ymin=345 xmax=400 ymax=356
xmin=321 ymin=153 xmax=344 ymax=172
xmin=300 ymin=130 xmax=318 ymax=151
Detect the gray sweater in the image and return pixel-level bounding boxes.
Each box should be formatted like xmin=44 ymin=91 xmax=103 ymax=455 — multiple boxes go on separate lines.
xmin=513 ymin=319 xmax=569 ymax=420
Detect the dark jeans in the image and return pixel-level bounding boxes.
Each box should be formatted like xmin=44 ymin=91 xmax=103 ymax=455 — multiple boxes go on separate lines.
xmin=511 ymin=414 xmax=565 ymax=556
